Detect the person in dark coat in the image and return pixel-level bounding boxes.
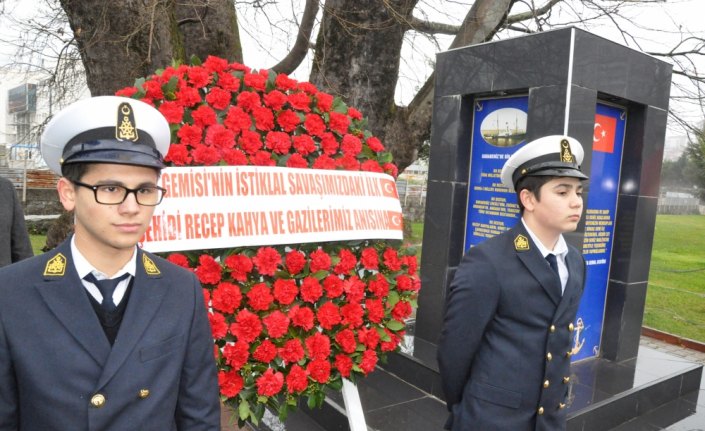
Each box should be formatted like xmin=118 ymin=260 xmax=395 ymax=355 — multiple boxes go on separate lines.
xmin=0 ymin=96 xmax=220 ymax=430
xmin=438 ymin=135 xmax=589 ymax=431
xmin=0 ymin=175 xmax=33 ymax=267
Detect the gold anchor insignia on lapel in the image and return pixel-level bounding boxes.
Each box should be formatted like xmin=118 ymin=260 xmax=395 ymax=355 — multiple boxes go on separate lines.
xmin=44 ymin=253 xmax=67 ymax=276
xmin=142 ymin=254 xmax=161 ymax=275
xmin=514 ymin=235 xmax=530 ymax=251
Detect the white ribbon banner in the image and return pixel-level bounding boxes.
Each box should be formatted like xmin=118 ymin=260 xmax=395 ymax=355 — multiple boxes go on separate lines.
xmin=140 ymin=165 xmax=403 ymax=253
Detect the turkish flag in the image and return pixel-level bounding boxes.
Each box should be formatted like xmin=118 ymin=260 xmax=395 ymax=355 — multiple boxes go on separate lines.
xmin=594 ymin=113 xmax=616 ymax=153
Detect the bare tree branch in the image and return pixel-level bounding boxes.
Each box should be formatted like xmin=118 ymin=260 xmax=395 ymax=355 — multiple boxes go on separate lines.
xmin=270 ymin=0 xmax=319 ymax=74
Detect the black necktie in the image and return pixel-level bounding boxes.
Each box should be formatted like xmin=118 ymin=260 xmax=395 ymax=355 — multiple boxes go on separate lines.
xmin=546 ymin=254 xmax=559 ymax=277
xmin=84 ymin=273 xmax=130 ymax=311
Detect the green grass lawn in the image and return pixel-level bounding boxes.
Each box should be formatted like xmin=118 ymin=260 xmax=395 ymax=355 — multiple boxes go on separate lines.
xmin=30 ymin=234 xmax=46 ymax=256
xmin=644 ymin=215 xmax=705 ymax=342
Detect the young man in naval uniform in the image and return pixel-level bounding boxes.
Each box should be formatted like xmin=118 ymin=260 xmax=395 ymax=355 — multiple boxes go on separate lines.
xmin=438 ymin=135 xmax=589 ymax=431
xmin=0 ymin=96 xmax=220 ymax=430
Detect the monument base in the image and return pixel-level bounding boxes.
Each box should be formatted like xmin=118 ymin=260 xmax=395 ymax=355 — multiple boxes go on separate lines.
xmin=282 ymin=340 xmax=702 ymax=431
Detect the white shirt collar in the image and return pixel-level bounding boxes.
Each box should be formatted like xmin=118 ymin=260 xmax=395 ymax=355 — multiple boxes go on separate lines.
xmin=521 ymin=219 xmax=568 ymax=259
xmin=71 ymin=235 xmax=137 ymax=280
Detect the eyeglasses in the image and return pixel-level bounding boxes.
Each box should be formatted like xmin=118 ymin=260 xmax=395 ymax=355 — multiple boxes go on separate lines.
xmin=72 ymin=180 xmax=167 ymax=206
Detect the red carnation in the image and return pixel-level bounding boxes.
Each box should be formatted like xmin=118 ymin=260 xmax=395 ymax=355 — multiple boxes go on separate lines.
xmin=205 ymin=87 xmax=233 ymax=110
xmin=333 ymin=249 xmax=357 ymax=274
xmin=196 ymin=254 xmax=222 ymax=285
xmin=341 ymin=134 xmax=362 ymax=156
xmin=265 ymin=131 xmax=292 ymax=154
xmin=115 ymin=86 xmax=138 ymax=97
xmin=230 ymin=309 xmax=262 ymax=343
xmin=263 ymin=310 xmax=290 ymax=339
xmin=236 ymin=91 xmax=261 ymax=112
xmin=309 ymin=248 xmax=331 ymax=272
xmin=360 ymin=247 xmax=379 ymax=270
xmin=288 ymin=92 xmax=311 ymax=112
xmin=238 ymin=129 xmax=263 ymax=155
xmin=252 ymin=246 xmax=281 ymax=276
xmin=175 ymin=86 xmax=202 ymax=107
xmin=279 ymin=338 xmax=305 ymax=363
xmin=167 ymin=253 xmax=190 ymax=268
xmin=297 ymin=82 xmax=318 ymax=94
xmin=223 ymin=341 xmax=250 ymax=370
xmin=244 ymin=72 xmax=267 ymax=91
xmin=343 ymin=276 xmax=365 ymax=302
xmin=365 ymin=298 xmax=385 ymax=323
xmin=306 ymin=359 xmax=331 ymax=384
xmin=341 ymin=303 xmax=364 ymax=328
xmin=205 ymin=124 xmax=235 ymax=149
xmin=323 ymin=275 xmax=344 ymax=298
xmin=264 ymin=90 xmax=288 ymax=111
xmin=212 ymin=281 xmax=242 ymax=313
xmin=403 ymin=255 xmax=418 ymax=275
xmin=246 ymin=282 xmax=274 ymax=311
xmin=292 ymin=134 xmax=316 ymax=156
xmin=329 ymin=112 xmax=350 ymax=134
xmin=224 ymin=106 xmax=252 ymax=134
xmin=315 ymin=92 xmax=334 ymax=112
xmin=142 ymin=80 xmax=164 ymax=100
xmin=285 ymin=250 xmax=306 ymax=274
xmin=256 ymin=368 xmax=284 ymax=397
xmin=219 ymin=370 xmax=244 ymax=397
xmin=223 ymin=148 xmax=249 ymax=165
xmin=252 ymin=150 xmax=276 ymax=166
xmin=253 ymin=340 xmax=278 ymax=363
xmin=361 ymin=160 xmax=384 ymax=173
xmin=383 ymin=162 xmax=399 ymax=177
xmin=347 ymin=107 xmax=363 ymax=120
xmin=289 ymin=305 xmax=315 ymax=331
xmin=187 ymin=66 xmax=211 ymax=88
xmin=368 ymin=274 xmax=389 ymax=298
xmin=224 ymin=253 xmax=253 ymax=282
xmin=320 ymin=132 xmax=339 ymax=155
xmin=275 ymin=73 xmax=297 ymax=91
xmin=383 ymin=248 xmax=403 ymax=271
xmin=165 ymin=144 xmax=192 ymax=165
xmin=273 ymin=278 xmax=298 ymax=305
xmin=177 ymin=124 xmax=203 ymax=147
xmin=337 ymin=154 xmax=360 ymax=171
xmin=335 ymin=328 xmax=357 ymax=353
xmin=334 ymin=354 xmax=353 ymax=378
xmin=396 ymin=274 xmax=418 ymax=292
xmin=304 ymin=113 xmax=326 ymax=137
xmin=358 ymin=327 xmax=380 ymax=350
xmin=312 ymin=154 xmax=336 ymax=170
xmin=366 ymin=136 xmax=385 ymax=152
xmin=191 ymin=104 xmax=217 ymax=128
xmin=286 ymin=365 xmax=309 ymax=394
xmin=253 ymin=106 xmax=275 ymax=131
xmin=277 ymin=109 xmax=301 ymax=132
xmin=316 ymin=301 xmax=341 ymax=330
xmin=216 ymin=71 xmax=240 ymax=91
xmin=381 ymin=329 xmax=402 ymax=352
xmin=158 ymin=101 xmax=184 ymax=124
xmin=359 ymin=350 xmax=378 ymax=374
xmin=392 ymin=300 xmax=413 ymax=321
xmin=208 ymin=312 xmax=228 ymax=339
xmin=192 ymin=145 xmax=221 ymax=166
xmin=286 ymin=153 xmax=308 ymax=168
xmin=204 ymin=55 xmax=229 ymax=73
xmin=300 ymin=276 xmax=323 ymax=303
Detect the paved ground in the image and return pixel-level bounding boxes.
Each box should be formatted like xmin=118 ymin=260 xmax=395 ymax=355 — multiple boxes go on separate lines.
xmin=640 ymin=335 xmax=705 ymax=365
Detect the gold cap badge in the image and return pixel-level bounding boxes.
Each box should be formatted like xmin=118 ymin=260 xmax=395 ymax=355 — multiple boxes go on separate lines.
xmin=560 ymin=138 xmax=575 ymax=163
xmin=514 ymin=234 xmax=530 ymax=251
xmin=116 ymin=102 xmax=138 ymax=142
xmin=142 ymin=254 xmax=161 ymax=275
xmin=44 ymin=253 xmax=67 ymax=276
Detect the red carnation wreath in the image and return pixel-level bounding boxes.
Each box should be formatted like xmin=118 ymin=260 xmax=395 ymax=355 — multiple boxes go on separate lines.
xmin=117 ymin=55 xmax=420 ymax=426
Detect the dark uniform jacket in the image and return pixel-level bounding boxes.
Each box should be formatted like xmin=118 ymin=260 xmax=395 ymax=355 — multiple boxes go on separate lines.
xmin=0 ymin=238 xmax=220 ymax=430
xmin=0 ymin=177 xmax=33 ymax=267
xmin=438 ymin=223 xmax=586 ymax=431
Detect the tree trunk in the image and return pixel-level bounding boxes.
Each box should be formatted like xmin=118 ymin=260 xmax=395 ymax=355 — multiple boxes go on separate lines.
xmin=175 ymin=0 xmax=243 ymax=64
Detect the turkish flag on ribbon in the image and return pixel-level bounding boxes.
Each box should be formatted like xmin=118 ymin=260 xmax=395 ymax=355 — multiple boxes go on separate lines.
xmin=594 ymin=113 xmax=617 ymax=153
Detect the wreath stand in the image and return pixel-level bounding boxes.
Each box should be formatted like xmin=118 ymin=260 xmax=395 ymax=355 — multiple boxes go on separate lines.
xmin=342 ymin=379 xmax=367 ymax=430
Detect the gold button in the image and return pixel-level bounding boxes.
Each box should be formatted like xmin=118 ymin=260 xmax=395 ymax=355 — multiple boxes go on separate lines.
xmin=563 ymin=376 xmax=570 ymax=384
xmin=550 ymin=325 xmax=556 ymax=333
xmin=91 ymin=394 xmax=106 ymax=408
xmin=559 ymin=403 xmax=566 ymax=409
xmin=537 ymin=406 xmax=544 ymax=415
xmin=546 ymin=352 xmax=553 ymax=361
xmin=566 ymin=351 xmax=572 ymax=358
xmin=139 ymin=389 xmax=150 ymax=399
xmin=543 ymin=380 xmax=550 ymax=388
xmin=569 ymin=323 xmax=575 ymax=331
